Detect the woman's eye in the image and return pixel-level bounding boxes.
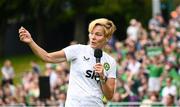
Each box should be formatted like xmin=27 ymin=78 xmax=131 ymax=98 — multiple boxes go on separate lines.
xmin=96 ymin=33 xmax=102 ymax=36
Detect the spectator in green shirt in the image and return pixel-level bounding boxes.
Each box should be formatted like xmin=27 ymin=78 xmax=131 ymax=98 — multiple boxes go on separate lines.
xmin=146 ymin=55 xmax=164 ymax=93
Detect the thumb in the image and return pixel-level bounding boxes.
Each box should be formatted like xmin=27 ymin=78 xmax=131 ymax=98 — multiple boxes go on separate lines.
xmin=20 ymin=26 xmax=26 ymax=30
xmin=20 ymin=26 xmax=23 ymax=29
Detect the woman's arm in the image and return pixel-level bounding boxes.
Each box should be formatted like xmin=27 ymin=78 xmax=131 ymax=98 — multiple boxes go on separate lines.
xmin=19 ymin=27 xmax=66 ymax=63
xmin=101 ymin=78 xmax=116 ymax=100
xmin=94 ymin=63 xmax=116 ymax=100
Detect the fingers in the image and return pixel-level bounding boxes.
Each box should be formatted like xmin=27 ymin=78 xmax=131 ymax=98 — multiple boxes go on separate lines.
xmin=19 ymin=33 xmax=26 ymax=41
xmin=19 ymin=26 xmax=26 ymax=34
xmin=19 ymin=32 xmax=28 ymax=38
xmin=93 ymin=63 xmax=102 ymax=69
xmin=18 ymin=26 xmax=27 ymax=41
xmin=94 ymin=63 xmax=104 ymax=74
xmin=19 ymin=26 xmax=28 ymax=36
xmin=19 ymin=35 xmax=25 ymax=41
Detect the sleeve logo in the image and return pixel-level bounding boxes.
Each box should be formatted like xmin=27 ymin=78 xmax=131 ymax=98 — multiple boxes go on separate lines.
xmin=103 ymin=62 xmax=110 ymax=71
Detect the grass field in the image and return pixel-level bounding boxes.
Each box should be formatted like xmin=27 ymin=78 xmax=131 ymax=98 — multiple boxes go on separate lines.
xmin=0 ymin=54 xmax=45 ymax=85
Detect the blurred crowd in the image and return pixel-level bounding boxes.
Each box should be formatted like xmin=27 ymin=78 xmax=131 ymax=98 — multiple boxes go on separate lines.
xmin=1 ymin=5 xmax=180 ymax=107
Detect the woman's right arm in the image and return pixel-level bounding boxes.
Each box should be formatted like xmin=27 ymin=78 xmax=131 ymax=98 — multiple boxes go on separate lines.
xmin=18 ymin=27 xmax=66 ymax=63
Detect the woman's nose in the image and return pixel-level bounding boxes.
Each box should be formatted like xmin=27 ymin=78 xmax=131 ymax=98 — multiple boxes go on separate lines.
xmin=90 ymin=33 xmax=96 ymax=39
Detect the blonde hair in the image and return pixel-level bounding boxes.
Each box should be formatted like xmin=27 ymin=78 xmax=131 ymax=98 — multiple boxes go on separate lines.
xmin=88 ymin=18 xmax=116 ymax=39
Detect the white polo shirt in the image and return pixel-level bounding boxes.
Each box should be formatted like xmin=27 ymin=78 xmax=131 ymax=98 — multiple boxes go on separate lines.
xmin=63 ymin=44 xmax=116 ymax=107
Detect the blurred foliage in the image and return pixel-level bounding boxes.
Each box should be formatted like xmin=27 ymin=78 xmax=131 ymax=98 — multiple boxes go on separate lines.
xmin=0 ymin=0 xmax=154 ymax=55
xmin=0 ymin=0 xmax=152 ymax=28
xmin=0 ymin=0 xmax=153 ymax=60
xmin=6 ymin=0 xmax=180 ymax=35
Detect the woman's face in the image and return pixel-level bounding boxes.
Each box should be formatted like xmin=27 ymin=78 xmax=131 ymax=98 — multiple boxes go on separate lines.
xmin=89 ymin=25 xmax=107 ymax=49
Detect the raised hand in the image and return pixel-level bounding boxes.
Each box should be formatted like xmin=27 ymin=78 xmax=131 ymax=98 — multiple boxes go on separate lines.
xmin=18 ymin=26 xmax=33 ymax=44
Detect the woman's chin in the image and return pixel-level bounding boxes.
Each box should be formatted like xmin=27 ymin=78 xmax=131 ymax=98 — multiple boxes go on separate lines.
xmin=90 ymin=45 xmax=96 ymax=49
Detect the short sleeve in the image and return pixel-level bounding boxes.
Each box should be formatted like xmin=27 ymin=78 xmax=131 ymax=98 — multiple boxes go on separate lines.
xmin=105 ymin=59 xmax=117 ymax=79
xmin=63 ymin=44 xmax=80 ymax=61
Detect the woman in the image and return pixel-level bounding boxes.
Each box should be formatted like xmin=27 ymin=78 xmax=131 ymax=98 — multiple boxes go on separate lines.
xmin=19 ymin=18 xmax=117 ymax=107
